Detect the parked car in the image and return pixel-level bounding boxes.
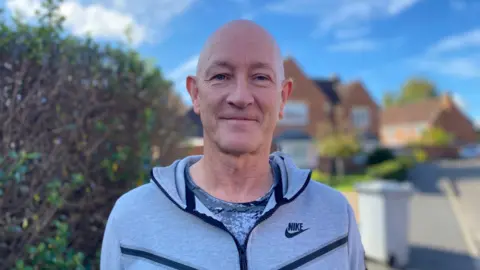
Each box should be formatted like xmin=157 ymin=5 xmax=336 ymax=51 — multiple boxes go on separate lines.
xmin=458 ymin=144 xmax=480 ymax=159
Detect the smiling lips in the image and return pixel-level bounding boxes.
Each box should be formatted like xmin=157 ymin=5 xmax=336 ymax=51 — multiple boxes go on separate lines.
xmin=220 ymin=116 xmax=258 ymax=123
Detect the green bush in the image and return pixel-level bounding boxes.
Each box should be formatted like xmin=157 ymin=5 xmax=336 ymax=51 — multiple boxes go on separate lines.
xmin=413 ymin=148 xmax=428 ymax=163
xmin=366 ymin=159 xmax=408 ymax=181
xmin=16 ymin=221 xmax=86 ymax=270
xmin=418 ymin=126 xmax=454 ymax=147
xmin=0 ymin=2 xmax=187 ymax=268
xmin=366 ymin=147 xmax=396 ymax=166
xmin=311 ymin=170 xmax=371 ymax=191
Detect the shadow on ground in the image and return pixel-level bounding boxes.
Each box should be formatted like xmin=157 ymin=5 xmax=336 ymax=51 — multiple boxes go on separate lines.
xmin=408 ymin=245 xmax=479 ymax=270
xmin=367 ymin=245 xmax=478 ymax=270
xmin=408 ymin=160 xmax=480 ymax=195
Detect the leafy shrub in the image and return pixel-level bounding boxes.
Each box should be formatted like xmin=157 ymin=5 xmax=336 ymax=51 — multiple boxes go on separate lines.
xmin=16 ymin=221 xmax=86 ymax=270
xmin=319 ymin=133 xmax=361 ymax=158
xmin=311 ymin=169 xmax=371 ymax=191
xmin=366 ymin=147 xmax=396 ymax=166
xmin=0 ymin=3 xmax=188 ymax=268
xmin=413 ymin=148 xmax=428 ymax=163
xmin=418 ymin=127 xmax=454 ymax=147
xmin=366 ymin=159 xmax=408 ymax=181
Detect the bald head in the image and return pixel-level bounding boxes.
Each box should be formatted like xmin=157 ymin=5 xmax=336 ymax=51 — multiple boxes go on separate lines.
xmin=196 ymin=20 xmax=285 ymax=82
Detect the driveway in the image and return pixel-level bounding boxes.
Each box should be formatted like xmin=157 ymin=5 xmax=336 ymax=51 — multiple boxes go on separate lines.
xmin=436 ymin=159 xmax=480 ymax=255
xmin=364 ymin=160 xmax=479 ymax=270
xmin=406 ymin=161 xmax=479 ymax=270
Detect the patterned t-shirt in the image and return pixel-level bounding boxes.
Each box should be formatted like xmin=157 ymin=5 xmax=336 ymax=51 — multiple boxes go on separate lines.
xmin=185 ymin=162 xmax=279 ymax=246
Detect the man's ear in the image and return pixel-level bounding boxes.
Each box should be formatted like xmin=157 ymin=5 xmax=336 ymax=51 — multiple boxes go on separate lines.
xmin=186 ymin=76 xmax=200 ymax=114
xmin=279 ymin=78 xmax=293 ymax=120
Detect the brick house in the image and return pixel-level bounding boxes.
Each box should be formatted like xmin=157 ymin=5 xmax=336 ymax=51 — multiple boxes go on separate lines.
xmin=273 ymin=57 xmax=380 ymax=168
xmin=181 ymin=57 xmax=381 ymax=168
xmin=380 ymin=94 xmax=477 ymax=148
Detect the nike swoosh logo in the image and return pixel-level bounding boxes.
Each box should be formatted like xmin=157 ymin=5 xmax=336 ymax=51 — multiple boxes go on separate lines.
xmin=285 ymin=228 xmax=309 ymax=238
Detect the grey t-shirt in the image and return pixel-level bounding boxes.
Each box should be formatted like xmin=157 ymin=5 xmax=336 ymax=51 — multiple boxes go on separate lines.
xmin=185 ymin=162 xmax=279 ymax=246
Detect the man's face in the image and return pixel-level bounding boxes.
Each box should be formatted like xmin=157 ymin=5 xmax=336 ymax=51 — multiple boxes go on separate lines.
xmin=188 ymin=26 xmax=291 ymax=156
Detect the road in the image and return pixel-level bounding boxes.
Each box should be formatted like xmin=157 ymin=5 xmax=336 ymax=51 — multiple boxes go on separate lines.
xmin=366 ymin=160 xmax=480 ymax=270
xmin=437 ymin=159 xmax=480 ymax=253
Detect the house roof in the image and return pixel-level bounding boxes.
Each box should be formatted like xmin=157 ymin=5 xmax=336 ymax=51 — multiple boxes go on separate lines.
xmin=184 ymin=108 xmax=203 ymax=137
xmin=381 ymin=97 xmax=445 ymax=126
xmin=313 ymin=79 xmax=340 ymax=104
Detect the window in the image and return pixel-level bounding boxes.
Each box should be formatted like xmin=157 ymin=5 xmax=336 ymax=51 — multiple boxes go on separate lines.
xmin=279 ymin=141 xmax=317 ymax=169
xmin=351 ymin=106 xmax=370 ymax=129
xmin=278 ymin=101 xmax=309 ymax=126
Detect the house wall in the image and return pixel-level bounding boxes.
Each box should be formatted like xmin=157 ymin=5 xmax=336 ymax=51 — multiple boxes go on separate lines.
xmin=380 ymin=122 xmax=429 ymax=147
xmin=433 ymin=106 xmax=478 ymax=145
xmin=276 ymin=58 xmax=328 ymax=138
xmin=338 ymin=82 xmax=380 ymax=136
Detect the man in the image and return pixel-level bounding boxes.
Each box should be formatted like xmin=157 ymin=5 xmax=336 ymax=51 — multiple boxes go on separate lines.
xmin=101 ymin=20 xmax=366 ymax=269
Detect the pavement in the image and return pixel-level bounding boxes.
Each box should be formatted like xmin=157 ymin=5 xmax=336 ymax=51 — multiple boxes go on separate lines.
xmin=438 ymin=159 xmax=480 ymax=253
xmin=364 ymin=160 xmax=480 ymax=270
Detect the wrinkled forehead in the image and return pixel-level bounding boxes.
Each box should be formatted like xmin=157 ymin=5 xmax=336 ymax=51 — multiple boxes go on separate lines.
xmin=199 ymin=34 xmax=281 ymax=76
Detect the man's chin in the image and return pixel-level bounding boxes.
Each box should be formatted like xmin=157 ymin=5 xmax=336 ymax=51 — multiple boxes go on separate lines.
xmin=217 ymin=140 xmax=259 ymax=156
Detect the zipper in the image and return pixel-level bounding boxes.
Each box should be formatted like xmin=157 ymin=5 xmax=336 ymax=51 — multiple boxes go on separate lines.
xmin=151 ymin=165 xmax=313 ymax=270
xmin=237 ymin=169 xmax=313 ymax=270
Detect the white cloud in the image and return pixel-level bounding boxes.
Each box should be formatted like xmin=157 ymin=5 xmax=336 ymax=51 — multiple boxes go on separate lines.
xmin=167 ymin=55 xmax=199 ymax=82
xmin=474 ymin=119 xmax=480 ymax=129
xmin=414 ymin=55 xmax=480 ymax=79
xmin=334 ymin=27 xmax=371 ymax=40
xmin=6 ymin=0 xmax=196 ymax=46
xmin=413 ymin=29 xmax=480 ymax=79
xmin=452 ymin=93 xmax=467 ymax=110
xmin=428 ymin=29 xmax=480 ymax=54
xmin=387 ymin=0 xmax=420 ymax=15
xmin=167 ymin=55 xmax=199 ymax=104
xmin=327 ymin=39 xmax=379 ymax=52
xmin=267 ymin=0 xmax=421 ymax=36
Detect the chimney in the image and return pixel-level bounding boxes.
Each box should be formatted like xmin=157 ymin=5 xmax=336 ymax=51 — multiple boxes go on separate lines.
xmin=330 ymin=73 xmax=340 ymax=85
xmin=441 ymin=92 xmax=453 ymax=110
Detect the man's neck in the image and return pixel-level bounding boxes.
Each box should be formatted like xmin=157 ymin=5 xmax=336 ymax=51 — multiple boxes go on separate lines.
xmin=189 ymin=144 xmax=273 ymax=203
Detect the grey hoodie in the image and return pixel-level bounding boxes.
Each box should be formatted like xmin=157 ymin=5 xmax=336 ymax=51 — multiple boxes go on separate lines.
xmin=100 ymin=152 xmax=366 ymax=269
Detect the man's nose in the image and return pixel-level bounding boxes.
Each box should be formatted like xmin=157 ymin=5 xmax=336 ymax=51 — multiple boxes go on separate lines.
xmin=226 ymin=78 xmax=254 ymax=108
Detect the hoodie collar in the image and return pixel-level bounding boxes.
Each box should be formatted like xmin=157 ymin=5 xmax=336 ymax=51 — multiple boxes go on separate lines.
xmin=150 ymin=152 xmax=311 ymax=210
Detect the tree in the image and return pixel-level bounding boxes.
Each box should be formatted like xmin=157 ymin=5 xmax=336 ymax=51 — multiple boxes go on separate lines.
xmin=317 ymin=110 xmax=361 ymax=180
xmin=0 ymin=1 xmax=188 ymax=268
xmin=382 ymin=92 xmax=397 ymax=107
xmin=418 ymin=127 xmax=454 ymax=147
xmin=319 ymin=133 xmax=361 ymax=179
xmin=383 ymin=78 xmax=439 ymax=107
xmin=400 ymin=78 xmax=438 ymax=103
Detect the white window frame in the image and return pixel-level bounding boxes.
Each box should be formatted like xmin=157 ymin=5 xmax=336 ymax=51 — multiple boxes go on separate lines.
xmin=278 ymin=101 xmax=309 ymax=126
xmin=351 ymin=106 xmax=370 ymax=129
xmin=279 ymin=140 xmax=317 ymax=169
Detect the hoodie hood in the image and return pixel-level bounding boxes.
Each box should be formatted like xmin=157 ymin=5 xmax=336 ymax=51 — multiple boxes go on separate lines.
xmin=150 ymin=151 xmax=312 ymax=210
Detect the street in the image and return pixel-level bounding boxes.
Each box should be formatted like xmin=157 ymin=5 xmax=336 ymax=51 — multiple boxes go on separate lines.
xmin=366 ymin=159 xmax=480 ymax=270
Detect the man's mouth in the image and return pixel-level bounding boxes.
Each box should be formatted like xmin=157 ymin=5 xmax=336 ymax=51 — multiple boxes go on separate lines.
xmin=221 ymin=117 xmax=257 ymax=122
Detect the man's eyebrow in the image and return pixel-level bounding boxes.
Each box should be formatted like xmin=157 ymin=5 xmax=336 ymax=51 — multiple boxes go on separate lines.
xmin=204 ymin=60 xmax=235 ymax=76
xmin=250 ymin=61 xmax=274 ymax=71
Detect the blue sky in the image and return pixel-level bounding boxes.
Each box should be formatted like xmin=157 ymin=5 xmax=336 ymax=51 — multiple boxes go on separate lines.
xmin=2 ymin=0 xmax=480 ymax=126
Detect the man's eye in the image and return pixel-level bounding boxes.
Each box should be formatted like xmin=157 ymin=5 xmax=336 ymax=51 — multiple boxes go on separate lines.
xmin=212 ymin=74 xmax=229 ymax=81
xmin=254 ymin=74 xmax=269 ymax=81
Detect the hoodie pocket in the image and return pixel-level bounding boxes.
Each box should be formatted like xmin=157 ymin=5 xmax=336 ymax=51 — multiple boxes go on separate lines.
xmin=276 ymin=234 xmax=349 ymax=270
xmin=121 ymin=246 xmax=199 ymax=270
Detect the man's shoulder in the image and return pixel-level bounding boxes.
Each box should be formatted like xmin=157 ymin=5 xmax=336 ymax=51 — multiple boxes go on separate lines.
xmin=305 ymin=179 xmax=351 ymax=209
xmin=109 ymin=182 xmax=167 ymax=220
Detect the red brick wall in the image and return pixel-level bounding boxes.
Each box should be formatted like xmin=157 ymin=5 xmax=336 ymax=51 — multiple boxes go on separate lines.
xmin=433 ymin=106 xmax=477 ymax=145
xmin=275 ymin=58 xmax=328 ymax=138
xmin=338 ymin=82 xmax=380 ymax=136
